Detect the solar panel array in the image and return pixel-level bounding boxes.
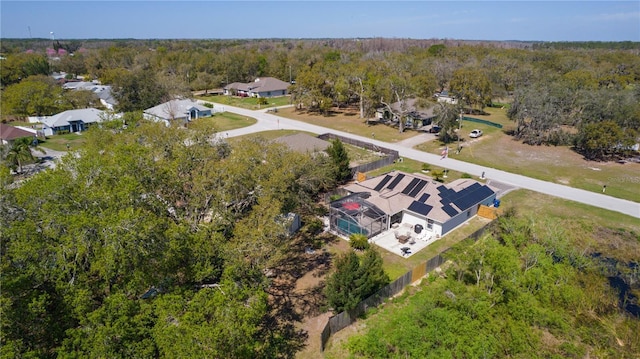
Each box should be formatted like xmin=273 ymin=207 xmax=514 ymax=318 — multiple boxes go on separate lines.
xmin=437 ymin=182 xmax=495 ymax=213
xmin=418 ymin=193 xmax=430 ymax=203
xmin=407 ymin=201 xmax=434 ymax=216
xmin=401 ymin=178 xmax=421 ymax=195
xmin=442 ymin=204 xmax=459 ymax=217
xmin=373 ymin=175 xmax=392 ymax=191
xmin=408 ymin=180 xmax=428 ymax=197
xmin=452 ymin=185 xmax=494 ymax=211
xmin=386 ymin=174 xmax=405 ymax=190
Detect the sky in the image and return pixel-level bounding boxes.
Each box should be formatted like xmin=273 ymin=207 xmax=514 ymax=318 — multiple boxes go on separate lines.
xmin=1 ymin=1 xmax=639 ymax=42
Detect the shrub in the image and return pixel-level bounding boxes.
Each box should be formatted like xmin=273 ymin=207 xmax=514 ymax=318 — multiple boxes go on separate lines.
xmin=421 ymin=163 xmax=431 ymax=172
xmin=432 ymin=170 xmax=445 ymax=182
xmin=461 ymin=173 xmax=472 ymax=179
xmin=350 ymin=233 xmax=370 ymax=251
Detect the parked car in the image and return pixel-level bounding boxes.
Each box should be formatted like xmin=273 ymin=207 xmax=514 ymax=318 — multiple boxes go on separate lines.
xmin=429 ymin=125 xmax=441 ymax=133
xmin=469 ymin=129 xmax=483 ymax=138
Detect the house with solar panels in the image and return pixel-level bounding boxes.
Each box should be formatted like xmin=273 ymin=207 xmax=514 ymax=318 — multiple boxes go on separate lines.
xmin=330 ymin=170 xmax=496 ymax=240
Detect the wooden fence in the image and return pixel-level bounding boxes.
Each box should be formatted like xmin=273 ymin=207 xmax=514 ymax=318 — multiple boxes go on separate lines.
xmin=320 ymin=222 xmax=493 ymax=351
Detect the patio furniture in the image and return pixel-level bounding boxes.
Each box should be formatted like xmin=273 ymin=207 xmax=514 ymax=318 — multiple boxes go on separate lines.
xmin=395 ymin=230 xmax=412 ymax=244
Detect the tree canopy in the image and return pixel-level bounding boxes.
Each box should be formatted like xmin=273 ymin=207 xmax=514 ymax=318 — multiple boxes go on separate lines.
xmin=0 ymin=119 xmax=334 ymax=358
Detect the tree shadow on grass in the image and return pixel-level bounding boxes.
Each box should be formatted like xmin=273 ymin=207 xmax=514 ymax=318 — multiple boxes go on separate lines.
xmin=263 ymin=231 xmax=339 ymax=355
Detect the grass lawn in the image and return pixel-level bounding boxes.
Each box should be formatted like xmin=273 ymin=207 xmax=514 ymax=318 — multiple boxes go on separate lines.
xmin=415 ymin=108 xmax=640 ymax=203
xmin=196 ymin=95 xmax=291 ymax=110
xmin=188 ymin=112 xmax=257 ymax=133
xmin=39 ymin=133 xmax=86 ymax=151
xmin=276 ymin=106 xmax=419 ymax=143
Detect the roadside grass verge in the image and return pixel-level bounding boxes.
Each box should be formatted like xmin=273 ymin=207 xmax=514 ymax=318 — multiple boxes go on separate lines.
xmin=196 ymin=95 xmax=291 ymax=110
xmin=366 ymin=157 xmax=482 ymax=184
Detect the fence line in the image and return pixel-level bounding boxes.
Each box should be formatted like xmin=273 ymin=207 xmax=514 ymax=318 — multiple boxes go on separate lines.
xmin=462 ymin=116 xmax=503 ymax=128
xmin=317 ymin=133 xmax=400 ymax=177
xmin=319 ymin=222 xmax=493 ymax=351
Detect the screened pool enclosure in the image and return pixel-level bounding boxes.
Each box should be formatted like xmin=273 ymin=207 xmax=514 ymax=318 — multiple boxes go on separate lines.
xmin=329 ymin=193 xmax=388 ymax=238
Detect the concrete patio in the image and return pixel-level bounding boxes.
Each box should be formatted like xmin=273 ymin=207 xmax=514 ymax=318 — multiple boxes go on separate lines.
xmin=368 ymin=223 xmax=439 ymax=258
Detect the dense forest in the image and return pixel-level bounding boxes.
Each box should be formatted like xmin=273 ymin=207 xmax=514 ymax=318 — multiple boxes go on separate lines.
xmin=1 ymin=38 xmax=639 ymax=159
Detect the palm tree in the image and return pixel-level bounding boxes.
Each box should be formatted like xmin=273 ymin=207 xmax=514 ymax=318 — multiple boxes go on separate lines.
xmin=5 ymin=137 xmax=39 ymax=174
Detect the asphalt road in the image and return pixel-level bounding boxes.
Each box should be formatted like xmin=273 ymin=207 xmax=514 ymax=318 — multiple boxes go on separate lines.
xmin=212 ymin=102 xmax=640 ymax=219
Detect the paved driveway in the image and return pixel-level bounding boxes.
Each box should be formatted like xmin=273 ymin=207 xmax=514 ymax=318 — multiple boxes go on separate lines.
xmin=205 ymin=102 xmax=640 ymax=219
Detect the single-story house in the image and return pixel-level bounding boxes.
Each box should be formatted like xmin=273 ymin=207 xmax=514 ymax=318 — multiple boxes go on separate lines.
xmin=273 ymin=133 xmax=330 ymax=154
xmin=375 ymin=98 xmax=437 ymax=129
xmin=223 ymin=77 xmax=290 ymax=98
xmin=0 ymin=123 xmax=37 ymax=145
xmin=330 ymin=170 xmax=496 ymax=239
xmin=143 ymin=99 xmax=212 ymax=126
xmin=42 ymin=108 xmax=106 ymax=136
xmin=62 ymin=81 xmax=118 ymax=110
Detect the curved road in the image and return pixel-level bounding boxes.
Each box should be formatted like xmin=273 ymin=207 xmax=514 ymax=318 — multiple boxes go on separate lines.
xmin=212 ymin=103 xmax=640 ymax=219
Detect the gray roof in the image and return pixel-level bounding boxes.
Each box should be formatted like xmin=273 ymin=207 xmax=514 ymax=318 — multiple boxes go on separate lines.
xmin=144 ymin=99 xmax=210 ymax=121
xmin=273 ymin=133 xmax=330 ymax=153
xmin=62 ymin=82 xmax=117 ymax=106
xmin=43 ymin=108 xmax=106 ymax=128
xmin=224 ymin=77 xmax=290 ymax=93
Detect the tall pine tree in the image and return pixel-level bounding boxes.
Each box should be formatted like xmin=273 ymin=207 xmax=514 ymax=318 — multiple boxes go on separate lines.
xmin=326 ymin=139 xmax=351 ymax=183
